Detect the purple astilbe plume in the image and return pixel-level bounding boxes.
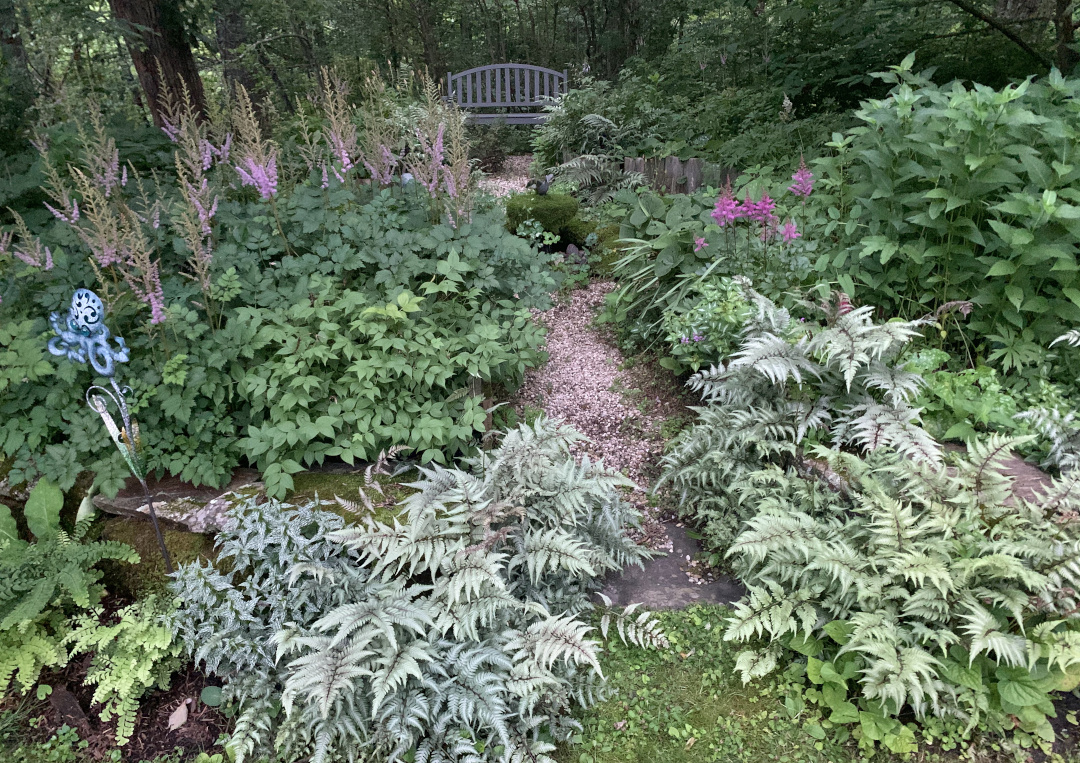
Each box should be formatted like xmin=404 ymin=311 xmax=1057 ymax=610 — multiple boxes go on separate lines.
xmin=45 ymin=198 xmax=79 ymax=224
xmin=161 ymin=119 xmax=181 ymax=142
xmin=235 ymin=153 xmax=278 ymax=200
xmin=0 ymin=217 xmax=52 ymax=270
xmin=412 ymin=124 xmax=446 ymax=195
xmin=780 ymin=218 xmax=801 ymax=243
xmin=788 ymin=156 xmax=814 ymax=199
xmin=711 ymin=184 xmax=742 ymax=227
xmin=121 ymin=165 xmax=128 ymax=187
xmin=694 ymin=237 xmax=708 ymax=252
xmin=746 ymin=193 xmax=776 ymax=224
xmin=200 ymin=139 xmax=214 ymax=171
xmin=321 ymin=165 xmax=330 ymax=189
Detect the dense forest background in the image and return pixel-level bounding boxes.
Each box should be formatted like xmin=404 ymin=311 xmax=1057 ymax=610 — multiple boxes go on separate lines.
xmin=0 ymin=0 xmax=1077 ymax=167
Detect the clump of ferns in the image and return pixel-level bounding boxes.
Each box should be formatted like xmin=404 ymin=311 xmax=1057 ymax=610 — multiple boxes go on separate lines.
xmin=1016 ymin=327 xmax=1080 ymax=474
xmin=551 ymin=153 xmax=645 ymax=205
xmin=171 ymin=417 xmax=664 ymax=763
xmin=723 ymin=438 xmax=1080 ymax=746
xmin=658 ymin=288 xmax=946 ymax=554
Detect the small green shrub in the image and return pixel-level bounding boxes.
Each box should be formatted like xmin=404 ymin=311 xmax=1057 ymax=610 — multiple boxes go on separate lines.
xmin=65 ymin=595 xmax=182 ymax=746
xmin=0 ymin=480 xmax=138 ymax=696
xmin=505 ymin=191 xmax=580 ymax=240
xmin=659 ymin=276 xmax=750 ymax=372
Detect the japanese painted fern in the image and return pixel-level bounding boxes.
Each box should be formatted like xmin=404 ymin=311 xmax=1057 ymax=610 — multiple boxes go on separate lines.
xmin=171 ymin=418 xmax=662 ymax=763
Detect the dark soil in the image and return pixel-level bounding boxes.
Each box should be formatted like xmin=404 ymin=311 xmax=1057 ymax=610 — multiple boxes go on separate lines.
xmin=32 ymin=661 xmax=228 ymax=762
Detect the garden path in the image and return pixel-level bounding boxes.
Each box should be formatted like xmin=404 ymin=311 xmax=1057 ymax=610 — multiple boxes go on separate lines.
xmin=512 ymin=281 xmax=743 ymax=608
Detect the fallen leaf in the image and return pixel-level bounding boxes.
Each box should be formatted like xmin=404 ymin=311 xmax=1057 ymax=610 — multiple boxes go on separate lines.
xmin=685 ymin=737 xmax=696 ymax=750
xmin=168 ymin=698 xmax=192 ymax=731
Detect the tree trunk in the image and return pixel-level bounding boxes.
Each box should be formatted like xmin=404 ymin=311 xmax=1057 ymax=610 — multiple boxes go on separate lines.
xmin=0 ymin=0 xmax=32 ymax=97
xmin=214 ymin=0 xmax=259 ymax=97
xmin=108 ymin=0 xmax=207 ymax=126
xmin=1055 ymin=0 xmax=1079 ymax=71
xmin=410 ymin=0 xmax=441 ymax=75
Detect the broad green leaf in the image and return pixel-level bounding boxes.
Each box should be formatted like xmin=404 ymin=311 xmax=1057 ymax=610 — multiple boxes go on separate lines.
xmin=998 ymin=678 xmax=1047 ymax=707
xmin=986 ymin=260 xmax=1017 ymax=277
xmin=0 ymin=504 xmax=17 ymax=543
xmin=25 ymin=478 xmax=63 ymax=540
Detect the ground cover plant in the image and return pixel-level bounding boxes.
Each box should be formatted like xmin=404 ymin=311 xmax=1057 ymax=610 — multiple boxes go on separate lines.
xmin=170 ymin=418 xmax=665 ymax=763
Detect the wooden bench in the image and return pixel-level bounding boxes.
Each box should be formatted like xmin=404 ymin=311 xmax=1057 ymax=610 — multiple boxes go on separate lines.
xmin=445 ymin=64 xmax=568 ymax=125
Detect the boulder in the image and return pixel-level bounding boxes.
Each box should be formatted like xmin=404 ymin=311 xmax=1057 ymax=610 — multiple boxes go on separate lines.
xmin=93 ymin=470 xmax=264 ymax=534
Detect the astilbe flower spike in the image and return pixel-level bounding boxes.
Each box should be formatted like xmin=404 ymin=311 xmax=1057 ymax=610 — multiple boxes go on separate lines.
xmin=711 ymin=184 xmax=742 ymax=227
xmin=788 ymin=156 xmax=814 ymax=199
xmin=780 ymin=219 xmax=801 ymax=243
xmin=235 ymin=154 xmax=278 ymax=200
xmin=694 ymin=237 xmax=708 ymax=252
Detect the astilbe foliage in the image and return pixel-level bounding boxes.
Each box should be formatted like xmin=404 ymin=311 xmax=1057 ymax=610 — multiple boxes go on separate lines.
xmin=659 ymin=288 xmax=938 ymax=552
xmin=171 ymin=418 xmax=661 ymax=763
xmin=723 ymin=439 xmax=1080 ymax=748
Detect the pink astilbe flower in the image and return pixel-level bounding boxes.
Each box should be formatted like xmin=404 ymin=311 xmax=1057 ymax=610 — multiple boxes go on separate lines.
xmin=694 ymin=237 xmax=708 ymax=252
xmin=235 ymin=153 xmax=278 ymax=200
xmin=161 ymin=119 xmax=181 ymax=142
xmin=780 ymin=218 xmax=801 ymax=243
xmin=321 ymin=165 xmax=330 ymax=189
xmin=788 ymin=156 xmax=814 ymax=199
xmin=711 ymin=184 xmax=742 ymax=227
xmin=45 ymin=199 xmax=79 ymax=224
xmin=746 ymin=193 xmax=776 ymax=223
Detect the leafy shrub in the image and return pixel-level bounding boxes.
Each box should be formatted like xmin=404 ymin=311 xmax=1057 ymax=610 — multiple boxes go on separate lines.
xmin=64 ymin=595 xmax=182 ymax=745
xmin=659 ymin=290 xmax=939 ymax=555
xmin=171 ymin=418 xmax=663 ymax=763
xmin=659 ymin=276 xmax=750 ymax=372
xmin=813 ymin=59 xmax=1080 ymax=373
xmin=603 ymin=177 xmax=816 ymax=352
xmin=1 ymin=145 xmax=555 ymax=498
xmin=505 ymin=191 xmax=580 ymax=241
xmin=0 ymin=480 xmax=138 ymax=696
xmin=724 ymin=440 xmax=1080 ymax=753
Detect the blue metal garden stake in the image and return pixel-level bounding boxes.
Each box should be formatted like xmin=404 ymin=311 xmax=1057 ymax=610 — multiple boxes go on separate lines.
xmin=47 ymin=289 xmax=174 ymax=573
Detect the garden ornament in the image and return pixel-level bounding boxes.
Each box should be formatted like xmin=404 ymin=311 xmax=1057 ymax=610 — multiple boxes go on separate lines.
xmin=47 ymin=289 xmax=173 ymax=573
xmin=527 ymin=173 xmax=552 ymax=194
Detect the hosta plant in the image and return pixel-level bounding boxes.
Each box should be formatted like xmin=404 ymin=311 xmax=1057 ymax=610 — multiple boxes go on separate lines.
xmin=171 ymin=418 xmax=664 ymax=763
xmin=724 ymin=439 xmax=1080 ymax=753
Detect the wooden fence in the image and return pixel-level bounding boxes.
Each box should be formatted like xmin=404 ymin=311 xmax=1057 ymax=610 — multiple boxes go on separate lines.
xmin=622 ymin=157 xmax=739 ymax=194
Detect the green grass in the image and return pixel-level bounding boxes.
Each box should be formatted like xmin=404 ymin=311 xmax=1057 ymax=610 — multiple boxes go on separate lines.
xmin=557 ymin=606 xmax=856 ymax=763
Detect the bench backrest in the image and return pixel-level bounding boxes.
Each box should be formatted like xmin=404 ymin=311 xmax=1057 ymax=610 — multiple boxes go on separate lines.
xmin=446 ymin=65 xmax=568 ymax=110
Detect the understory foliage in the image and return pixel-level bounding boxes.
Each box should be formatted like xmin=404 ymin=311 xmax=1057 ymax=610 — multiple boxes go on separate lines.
xmin=170 ymin=418 xmax=663 ymax=763
xmin=0 ymin=480 xmax=139 ymax=697
xmin=813 ymin=59 xmax=1080 ymax=374
xmin=724 ymin=440 xmax=1080 ymax=752
xmin=0 ymin=72 xmax=555 ymax=498
xmin=660 ymin=288 xmax=940 ymax=553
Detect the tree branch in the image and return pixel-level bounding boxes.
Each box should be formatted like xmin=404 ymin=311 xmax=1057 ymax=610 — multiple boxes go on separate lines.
xmin=944 ymin=0 xmax=1053 ymax=67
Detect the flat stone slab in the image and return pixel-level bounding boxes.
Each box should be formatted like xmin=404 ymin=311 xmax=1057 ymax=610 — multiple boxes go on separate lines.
xmin=93 ymin=470 xmax=264 ymax=534
xmin=599 ymin=523 xmax=743 ymax=609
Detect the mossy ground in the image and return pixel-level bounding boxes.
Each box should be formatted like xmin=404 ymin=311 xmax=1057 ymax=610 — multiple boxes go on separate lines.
xmin=555 ymin=606 xmax=857 ymax=763
xmin=286 ymin=471 xmax=418 ymax=526
xmin=98 ymin=517 xmax=215 ymax=597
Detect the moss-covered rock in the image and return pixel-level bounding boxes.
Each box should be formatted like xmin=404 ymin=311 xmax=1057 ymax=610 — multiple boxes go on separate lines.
xmin=506 ymin=192 xmax=579 ymax=238
xmin=99 ymin=517 xmax=215 ymax=597
xmin=287 ymin=471 xmax=417 ymax=527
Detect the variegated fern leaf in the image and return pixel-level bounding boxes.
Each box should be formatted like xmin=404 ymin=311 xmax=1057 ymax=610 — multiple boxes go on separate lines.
xmin=172 ymin=418 xmax=666 ymax=763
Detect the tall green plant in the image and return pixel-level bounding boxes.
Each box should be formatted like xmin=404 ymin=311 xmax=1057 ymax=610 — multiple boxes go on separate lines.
xmin=813 ymin=57 xmax=1080 ymax=372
